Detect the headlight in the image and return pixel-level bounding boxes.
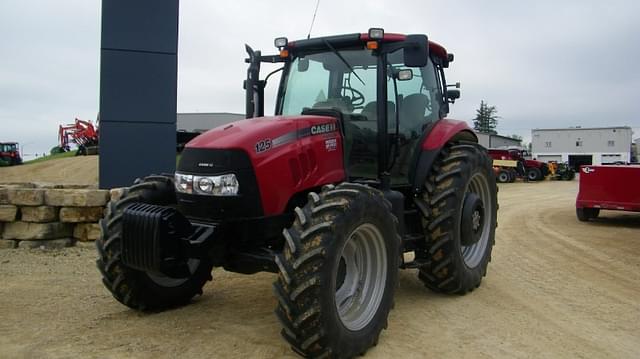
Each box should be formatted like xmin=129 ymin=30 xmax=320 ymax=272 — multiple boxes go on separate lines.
xmin=174 ymin=172 xmax=239 ymax=196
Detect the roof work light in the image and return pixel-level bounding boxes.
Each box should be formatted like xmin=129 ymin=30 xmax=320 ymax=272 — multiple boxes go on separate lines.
xmin=368 ymin=28 xmax=384 ymax=39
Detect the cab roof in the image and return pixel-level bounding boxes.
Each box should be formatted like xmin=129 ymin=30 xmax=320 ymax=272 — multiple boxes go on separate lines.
xmin=287 ymin=32 xmax=449 ymax=63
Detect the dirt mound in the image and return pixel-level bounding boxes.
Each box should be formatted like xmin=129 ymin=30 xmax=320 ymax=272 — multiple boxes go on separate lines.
xmin=0 ymin=156 xmax=98 ymax=186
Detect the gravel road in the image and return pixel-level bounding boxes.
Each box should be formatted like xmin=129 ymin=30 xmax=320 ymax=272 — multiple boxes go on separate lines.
xmin=1 ymin=180 xmax=639 ymax=358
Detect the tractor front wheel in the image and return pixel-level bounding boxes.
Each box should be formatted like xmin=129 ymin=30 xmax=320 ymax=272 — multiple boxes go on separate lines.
xmin=527 ymin=167 xmax=542 ymax=181
xmin=417 ymin=142 xmax=497 ymax=294
xmin=273 ymin=183 xmax=399 ymax=358
xmin=96 ymin=175 xmax=213 ymax=311
xmin=497 ymin=170 xmax=510 ymax=183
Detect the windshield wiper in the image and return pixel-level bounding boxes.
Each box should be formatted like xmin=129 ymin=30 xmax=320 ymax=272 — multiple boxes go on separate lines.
xmin=322 ymin=39 xmax=365 ymax=86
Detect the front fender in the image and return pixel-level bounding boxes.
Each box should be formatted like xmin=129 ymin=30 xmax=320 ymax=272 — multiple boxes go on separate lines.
xmin=410 ymin=119 xmax=478 ymax=192
xmin=422 ymin=119 xmax=477 ymax=150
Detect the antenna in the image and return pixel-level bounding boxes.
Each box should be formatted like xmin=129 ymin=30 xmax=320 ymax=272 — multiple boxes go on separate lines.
xmin=307 ymin=0 xmax=320 ymax=39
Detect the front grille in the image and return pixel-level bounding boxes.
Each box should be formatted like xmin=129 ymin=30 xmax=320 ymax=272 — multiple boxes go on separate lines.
xmin=177 ymin=148 xmax=263 ymax=220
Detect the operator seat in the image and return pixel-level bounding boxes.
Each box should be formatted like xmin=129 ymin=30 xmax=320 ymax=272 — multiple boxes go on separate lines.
xmin=399 ymin=94 xmax=429 ymax=132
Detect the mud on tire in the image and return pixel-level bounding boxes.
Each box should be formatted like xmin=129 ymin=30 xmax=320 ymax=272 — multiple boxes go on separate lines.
xmin=273 ymin=183 xmax=400 ymax=358
xmin=417 ymin=142 xmax=497 ymax=295
xmin=96 ymin=175 xmax=213 ymax=311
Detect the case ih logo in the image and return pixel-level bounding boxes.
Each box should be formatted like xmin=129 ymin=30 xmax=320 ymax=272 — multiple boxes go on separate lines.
xmin=311 ymin=123 xmax=336 ymax=135
xmin=582 ymin=167 xmax=595 ymax=174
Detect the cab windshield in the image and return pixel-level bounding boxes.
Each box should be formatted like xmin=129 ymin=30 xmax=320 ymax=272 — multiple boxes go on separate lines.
xmin=279 ymin=48 xmax=443 ymax=183
xmin=280 ymin=49 xmax=441 ymax=128
xmin=1 ymin=143 xmax=17 ymax=152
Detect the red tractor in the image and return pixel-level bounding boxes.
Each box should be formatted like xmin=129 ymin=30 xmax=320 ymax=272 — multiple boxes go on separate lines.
xmin=488 ymin=148 xmax=548 ymax=182
xmin=58 ymin=118 xmax=99 ymax=155
xmin=0 ymin=142 xmax=22 ymax=166
xmin=97 ymin=29 xmax=497 ymax=358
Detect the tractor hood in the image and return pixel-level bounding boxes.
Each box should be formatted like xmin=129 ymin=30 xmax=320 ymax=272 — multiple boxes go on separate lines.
xmin=186 ymin=115 xmax=339 ymax=160
xmin=182 ymin=114 xmax=346 ymax=216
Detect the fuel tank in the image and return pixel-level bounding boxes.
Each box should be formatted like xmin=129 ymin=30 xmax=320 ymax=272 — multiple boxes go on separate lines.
xmin=183 ymin=115 xmax=346 ymax=216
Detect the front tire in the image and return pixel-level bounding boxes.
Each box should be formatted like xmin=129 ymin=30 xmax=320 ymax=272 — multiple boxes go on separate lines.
xmin=96 ymin=175 xmax=213 ymax=311
xmin=497 ymin=170 xmax=510 ymax=183
xmin=527 ymin=167 xmax=542 ymax=181
xmin=273 ymin=183 xmax=399 ymax=358
xmin=417 ymin=142 xmax=497 ymax=294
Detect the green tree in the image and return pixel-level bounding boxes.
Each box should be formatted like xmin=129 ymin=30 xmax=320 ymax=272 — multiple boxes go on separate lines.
xmin=473 ymin=100 xmax=499 ymax=134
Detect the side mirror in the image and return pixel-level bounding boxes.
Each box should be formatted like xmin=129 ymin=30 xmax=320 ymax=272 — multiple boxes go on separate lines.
xmin=298 ymin=57 xmax=309 ymax=72
xmin=403 ymin=34 xmax=429 ymax=68
xmin=446 ymin=89 xmax=460 ymax=102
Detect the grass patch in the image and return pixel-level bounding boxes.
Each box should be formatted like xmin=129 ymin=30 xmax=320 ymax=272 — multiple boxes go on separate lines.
xmin=25 ymin=151 xmax=77 ymax=164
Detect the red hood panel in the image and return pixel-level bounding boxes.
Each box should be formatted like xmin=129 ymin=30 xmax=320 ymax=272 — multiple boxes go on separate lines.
xmin=186 ymin=115 xmax=346 ymax=215
xmin=187 ymin=115 xmax=331 ymax=152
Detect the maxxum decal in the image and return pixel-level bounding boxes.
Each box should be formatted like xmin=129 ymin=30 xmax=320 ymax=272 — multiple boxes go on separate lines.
xmin=254 ymin=122 xmax=338 ymax=154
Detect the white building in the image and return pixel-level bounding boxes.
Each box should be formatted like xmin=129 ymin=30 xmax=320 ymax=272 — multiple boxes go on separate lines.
xmin=475 ymin=132 xmax=522 ymax=149
xmin=531 ymin=126 xmax=632 ymax=167
xmin=177 ymin=112 xmax=245 ymax=133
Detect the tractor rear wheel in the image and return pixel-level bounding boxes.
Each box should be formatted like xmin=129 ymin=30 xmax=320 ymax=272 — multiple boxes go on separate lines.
xmin=527 ymin=167 xmax=542 ymax=181
xmin=576 ymin=207 xmax=599 ymax=221
xmin=417 ymin=142 xmax=497 ymax=294
xmin=96 ymin=175 xmax=213 ymax=311
xmin=273 ymin=183 xmax=399 ymax=358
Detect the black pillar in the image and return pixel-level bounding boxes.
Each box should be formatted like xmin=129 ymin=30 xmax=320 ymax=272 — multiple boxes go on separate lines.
xmin=99 ymin=0 xmax=179 ymax=188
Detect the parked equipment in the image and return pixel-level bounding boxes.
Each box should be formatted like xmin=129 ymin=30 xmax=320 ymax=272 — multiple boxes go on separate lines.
xmin=488 ymin=148 xmax=548 ymax=181
xmin=0 ymin=142 xmax=22 ymax=165
xmin=493 ymin=159 xmax=518 ymax=183
xmin=547 ymin=161 xmax=575 ymax=180
xmin=576 ymin=165 xmax=640 ymax=221
xmin=97 ymin=29 xmax=498 ymax=358
xmin=58 ymin=118 xmax=99 ymax=155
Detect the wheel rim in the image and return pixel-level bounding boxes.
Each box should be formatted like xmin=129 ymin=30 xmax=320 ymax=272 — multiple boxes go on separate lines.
xmin=146 ymin=259 xmax=200 ymax=287
xmin=528 ymin=171 xmax=537 ymax=180
xmin=460 ymin=173 xmax=492 ymax=268
xmin=335 ymin=223 xmax=387 ymax=331
xmin=499 ymin=172 xmax=508 ymax=182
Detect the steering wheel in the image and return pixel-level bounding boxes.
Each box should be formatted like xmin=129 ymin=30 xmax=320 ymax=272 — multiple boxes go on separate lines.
xmin=340 ymin=86 xmax=366 ymax=109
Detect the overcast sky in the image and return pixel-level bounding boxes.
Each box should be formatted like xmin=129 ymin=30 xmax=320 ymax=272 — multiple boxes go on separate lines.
xmin=1 ymin=0 xmax=639 ymax=158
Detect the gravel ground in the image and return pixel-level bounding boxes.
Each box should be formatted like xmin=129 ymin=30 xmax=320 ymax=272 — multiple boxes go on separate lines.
xmin=1 ymin=180 xmax=639 ymax=358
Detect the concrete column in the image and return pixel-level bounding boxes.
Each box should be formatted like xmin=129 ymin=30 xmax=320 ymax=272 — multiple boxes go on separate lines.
xmin=99 ymin=0 xmax=179 ymax=188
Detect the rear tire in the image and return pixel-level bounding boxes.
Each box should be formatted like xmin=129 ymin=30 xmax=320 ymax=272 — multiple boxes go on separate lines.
xmin=576 ymin=207 xmax=599 ymax=221
xmin=96 ymin=175 xmax=213 ymax=311
xmin=417 ymin=142 xmax=497 ymax=294
xmin=273 ymin=183 xmax=399 ymax=358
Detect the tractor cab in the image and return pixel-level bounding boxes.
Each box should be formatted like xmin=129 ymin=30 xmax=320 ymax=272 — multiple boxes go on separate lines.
xmin=245 ymin=29 xmax=460 ymax=186
xmin=0 ymin=142 xmax=22 ymax=165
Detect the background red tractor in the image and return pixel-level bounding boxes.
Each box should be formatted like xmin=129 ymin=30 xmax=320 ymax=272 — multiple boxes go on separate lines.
xmin=489 ymin=148 xmax=548 ymax=182
xmin=97 ymin=29 xmax=498 ymax=358
xmin=0 ymin=142 xmax=22 ymax=166
xmin=58 ymin=118 xmax=99 ymax=155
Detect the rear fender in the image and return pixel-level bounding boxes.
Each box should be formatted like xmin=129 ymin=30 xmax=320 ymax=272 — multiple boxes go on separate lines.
xmin=410 ymin=119 xmax=477 ymax=192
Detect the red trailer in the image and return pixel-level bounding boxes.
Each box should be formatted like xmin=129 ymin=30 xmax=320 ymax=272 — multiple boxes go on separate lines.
xmin=576 ymin=165 xmax=640 ymax=221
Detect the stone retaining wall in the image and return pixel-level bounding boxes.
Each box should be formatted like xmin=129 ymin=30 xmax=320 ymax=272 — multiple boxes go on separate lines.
xmin=0 ymin=183 xmax=109 ymax=249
